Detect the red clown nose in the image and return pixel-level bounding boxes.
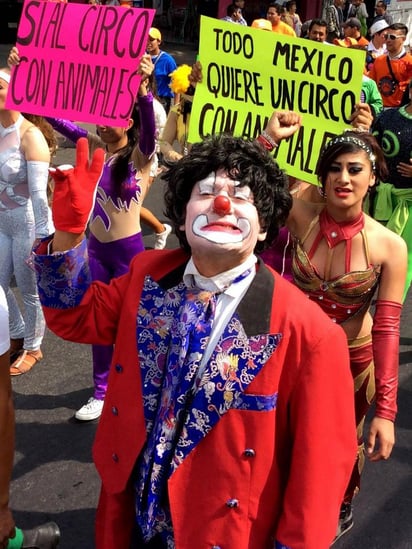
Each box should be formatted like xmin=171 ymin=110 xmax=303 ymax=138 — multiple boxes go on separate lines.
xmin=213 ymin=195 xmax=231 ymax=215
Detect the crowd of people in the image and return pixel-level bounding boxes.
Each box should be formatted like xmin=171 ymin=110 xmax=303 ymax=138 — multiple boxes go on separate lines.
xmin=1 ymin=0 xmax=411 ymax=548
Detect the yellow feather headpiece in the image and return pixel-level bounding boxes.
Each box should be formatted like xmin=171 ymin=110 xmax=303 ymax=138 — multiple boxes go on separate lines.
xmin=169 ymin=64 xmax=192 ymax=94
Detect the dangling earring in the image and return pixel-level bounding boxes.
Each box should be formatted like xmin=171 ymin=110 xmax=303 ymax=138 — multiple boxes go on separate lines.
xmin=318 ymin=185 xmax=327 ymax=198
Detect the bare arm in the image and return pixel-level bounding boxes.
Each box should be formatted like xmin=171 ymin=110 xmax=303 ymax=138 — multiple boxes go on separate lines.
xmin=132 ymin=54 xmax=156 ymax=169
xmin=376 ymin=231 xmax=407 ymax=303
xmin=159 ymin=109 xmax=182 ymax=162
xmin=368 ymin=229 xmax=407 ymax=461
xmin=21 ymin=123 xmax=50 ymax=163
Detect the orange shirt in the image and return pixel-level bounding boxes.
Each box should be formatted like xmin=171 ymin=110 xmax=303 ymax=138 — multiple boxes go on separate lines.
xmin=369 ymin=52 xmax=412 ymax=107
xmin=357 ymin=36 xmax=369 ymax=48
xmin=271 ymin=21 xmax=296 ymax=36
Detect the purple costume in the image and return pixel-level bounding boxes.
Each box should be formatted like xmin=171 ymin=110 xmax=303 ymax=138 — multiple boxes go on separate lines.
xmin=47 ymin=94 xmax=155 ymax=399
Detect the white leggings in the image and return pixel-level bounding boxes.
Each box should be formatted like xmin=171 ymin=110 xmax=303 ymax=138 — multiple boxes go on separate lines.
xmin=0 ymin=204 xmax=45 ymax=350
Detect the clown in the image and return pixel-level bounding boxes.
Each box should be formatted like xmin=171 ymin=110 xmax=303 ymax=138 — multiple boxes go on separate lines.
xmin=31 ymin=117 xmax=357 ymax=549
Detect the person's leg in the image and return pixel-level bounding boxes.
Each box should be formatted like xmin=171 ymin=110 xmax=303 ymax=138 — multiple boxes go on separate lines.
xmin=0 ymin=208 xmax=43 ymax=375
xmin=6 ymin=290 xmax=25 ymax=362
xmin=0 ymin=220 xmax=16 ymax=341
xmin=9 ymin=209 xmax=45 ymax=375
xmin=92 ymin=232 xmax=146 ymax=396
xmin=75 ymin=233 xmax=146 ymax=420
xmin=89 ymin=242 xmax=113 ymax=401
xmin=345 ymin=335 xmax=374 ymax=501
xmin=74 ymin=235 xmax=112 ymax=420
xmin=140 ymin=207 xmax=172 ymax=250
xmin=333 ymin=335 xmax=374 ymax=544
xmin=12 ymin=206 xmax=45 ymax=352
xmin=6 ymin=288 xmax=24 ymax=340
xmin=140 ymin=206 xmax=165 ymax=234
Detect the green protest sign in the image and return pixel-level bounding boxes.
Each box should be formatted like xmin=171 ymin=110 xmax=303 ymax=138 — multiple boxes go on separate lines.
xmin=189 ymin=16 xmax=366 ymax=184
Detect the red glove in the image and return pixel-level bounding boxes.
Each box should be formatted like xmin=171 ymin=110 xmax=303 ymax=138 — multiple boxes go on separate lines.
xmin=50 ymin=137 xmax=105 ymax=233
xmin=372 ymin=300 xmax=402 ymax=422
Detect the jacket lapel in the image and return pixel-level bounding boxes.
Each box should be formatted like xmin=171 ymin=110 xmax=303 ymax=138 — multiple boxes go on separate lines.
xmin=171 ymin=260 xmax=282 ymax=472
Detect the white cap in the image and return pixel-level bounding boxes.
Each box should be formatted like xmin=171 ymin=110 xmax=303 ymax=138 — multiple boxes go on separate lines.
xmin=369 ymin=20 xmax=389 ymax=36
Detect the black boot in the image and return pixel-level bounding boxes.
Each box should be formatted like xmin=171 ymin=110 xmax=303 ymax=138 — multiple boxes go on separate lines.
xmin=331 ymin=502 xmax=353 ymax=545
xmin=21 ymin=522 xmax=60 ymax=549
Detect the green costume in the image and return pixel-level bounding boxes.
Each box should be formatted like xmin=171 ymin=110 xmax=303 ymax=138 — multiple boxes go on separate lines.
xmin=372 ymin=106 xmax=412 ymax=301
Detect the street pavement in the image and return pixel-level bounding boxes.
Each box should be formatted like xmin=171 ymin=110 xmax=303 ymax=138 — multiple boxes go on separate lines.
xmin=1 ymin=42 xmax=412 ymax=549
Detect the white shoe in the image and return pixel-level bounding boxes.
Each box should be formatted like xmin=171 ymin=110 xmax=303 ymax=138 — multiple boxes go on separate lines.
xmin=154 ymin=223 xmax=172 ymax=250
xmin=75 ymin=397 xmax=104 ymax=421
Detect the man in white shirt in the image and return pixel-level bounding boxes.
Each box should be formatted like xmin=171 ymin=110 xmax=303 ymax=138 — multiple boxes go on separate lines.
xmin=366 ymin=19 xmax=389 ymax=70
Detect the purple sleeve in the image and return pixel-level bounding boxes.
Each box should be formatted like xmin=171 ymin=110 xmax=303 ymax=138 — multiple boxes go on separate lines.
xmin=137 ymin=92 xmax=156 ymax=157
xmin=45 ymin=117 xmax=88 ymax=143
xmin=32 ymin=237 xmax=91 ymax=309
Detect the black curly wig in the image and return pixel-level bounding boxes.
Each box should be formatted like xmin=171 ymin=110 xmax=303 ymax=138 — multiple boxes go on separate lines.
xmin=163 ymin=134 xmax=292 ymax=253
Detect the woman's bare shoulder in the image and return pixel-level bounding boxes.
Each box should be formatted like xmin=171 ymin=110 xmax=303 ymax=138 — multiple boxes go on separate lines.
xmin=20 ymin=119 xmax=50 ymax=161
xmin=365 ymin=214 xmax=407 ymax=257
xmin=288 ymin=198 xmax=323 ymax=239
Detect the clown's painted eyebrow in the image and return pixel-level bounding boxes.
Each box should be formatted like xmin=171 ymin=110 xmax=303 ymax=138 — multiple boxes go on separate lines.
xmin=198 ymin=173 xmax=217 ymax=194
xmin=198 ymin=172 xmax=248 ymax=197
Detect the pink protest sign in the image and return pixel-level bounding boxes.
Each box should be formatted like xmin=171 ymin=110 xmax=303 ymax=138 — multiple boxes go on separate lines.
xmin=6 ymin=0 xmax=155 ymax=126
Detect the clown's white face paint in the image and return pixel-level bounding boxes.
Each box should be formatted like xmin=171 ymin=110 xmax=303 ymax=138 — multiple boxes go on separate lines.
xmin=183 ymin=169 xmax=267 ymax=275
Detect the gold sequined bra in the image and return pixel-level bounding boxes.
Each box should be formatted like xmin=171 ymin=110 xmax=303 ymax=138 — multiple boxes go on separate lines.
xmin=292 ymin=212 xmax=381 ymax=324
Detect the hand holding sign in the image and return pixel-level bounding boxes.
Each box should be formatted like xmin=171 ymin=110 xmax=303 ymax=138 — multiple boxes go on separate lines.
xmin=137 ymin=54 xmax=154 ymax=80
xmin=137 ymin=53 xmax=154 ymax=96
xmin=189 ymin=61 xmax=203 ymax=88
xmin=7 ymin=46 xmax=19 ymax=68
xmin=349 ymin=102 xmax=373 ymax=131
xmin=50 ymin=138 xmax=104 ymax=234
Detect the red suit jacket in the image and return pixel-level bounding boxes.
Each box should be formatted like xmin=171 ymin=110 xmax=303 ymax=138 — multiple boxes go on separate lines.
xmin=39 ymin=247 xmax=357 ymax=549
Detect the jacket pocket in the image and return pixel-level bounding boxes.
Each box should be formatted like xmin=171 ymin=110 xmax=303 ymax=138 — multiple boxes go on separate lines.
xmin=232 ymin=392 xmax=278 ymax=412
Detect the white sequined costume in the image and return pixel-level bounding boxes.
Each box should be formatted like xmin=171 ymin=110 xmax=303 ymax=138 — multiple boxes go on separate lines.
xmin=0 ymin=115 xmax=49 ymax=350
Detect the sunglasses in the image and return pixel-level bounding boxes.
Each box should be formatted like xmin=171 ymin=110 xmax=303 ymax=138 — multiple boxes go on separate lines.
xmin=384 ymin=34 xmax=405 ymax=40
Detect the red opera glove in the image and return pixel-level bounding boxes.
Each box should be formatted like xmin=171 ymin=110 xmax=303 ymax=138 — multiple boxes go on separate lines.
xmin=372 ymin=300 xmax=402 ymax=422
xmin=50 ymin=138 xmax=105 ymax=233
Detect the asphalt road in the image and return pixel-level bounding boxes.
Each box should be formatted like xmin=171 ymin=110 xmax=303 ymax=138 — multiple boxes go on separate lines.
xmin=2 ymin=42 xmax=412 ymax=549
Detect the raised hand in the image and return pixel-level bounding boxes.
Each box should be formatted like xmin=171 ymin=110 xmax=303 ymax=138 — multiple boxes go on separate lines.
xmin=189 ymin=61 xmax=203 ymax=88
xmin=265 ymin=111 xmax=302 ymax=145
xmin=7 ymin=46 xmax=20 ymax=68
xmin=50 ymin=138 xmax=104 ymax=234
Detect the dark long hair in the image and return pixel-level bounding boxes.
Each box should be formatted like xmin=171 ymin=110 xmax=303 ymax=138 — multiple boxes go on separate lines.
xmin=110 ymin=103 xmax=141 ymax=196
xmin=316 ymin=131 xmax=388 ymax=189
